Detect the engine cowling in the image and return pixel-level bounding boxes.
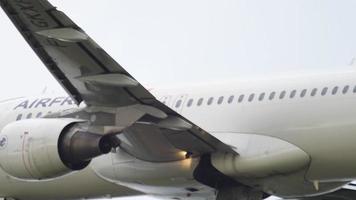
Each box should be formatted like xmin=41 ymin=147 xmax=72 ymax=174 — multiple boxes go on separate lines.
xmin=0 ymin=118 xmax=114 ymax=180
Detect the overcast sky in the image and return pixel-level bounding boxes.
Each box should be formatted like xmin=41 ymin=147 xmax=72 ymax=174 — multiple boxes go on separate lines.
xmin=1 ymin=0 xmax=356 ymax=98
xmin=0 ymin=0 xmax=355 ymax=199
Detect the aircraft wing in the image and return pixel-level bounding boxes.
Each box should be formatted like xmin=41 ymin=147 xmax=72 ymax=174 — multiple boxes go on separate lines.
xmin=0 ymin=0 xmax=235 ymax=162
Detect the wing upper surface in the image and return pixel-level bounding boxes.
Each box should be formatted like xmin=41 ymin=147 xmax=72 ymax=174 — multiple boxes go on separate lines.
xmin=0 ymin=0 xmax=153 ymax=107
xmin=0 ymin=0 xmax=235 ymax=160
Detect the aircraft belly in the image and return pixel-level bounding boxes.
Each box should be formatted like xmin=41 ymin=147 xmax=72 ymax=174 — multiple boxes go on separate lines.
xmin=91 ymin=149 xmax=216 ymax=199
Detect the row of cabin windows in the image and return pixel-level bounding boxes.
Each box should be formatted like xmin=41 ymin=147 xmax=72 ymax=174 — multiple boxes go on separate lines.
xmin=14 ymin=85 xmax=355 ymax=118
xmin=16 ymin=112 xmax=51 ymax=121
xmin=174 ymin=85 xmax=355 ymax=108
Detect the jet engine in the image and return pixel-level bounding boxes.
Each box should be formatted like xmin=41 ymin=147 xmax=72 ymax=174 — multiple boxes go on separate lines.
xmin=0 ymin=118 xmax=114 ymax=180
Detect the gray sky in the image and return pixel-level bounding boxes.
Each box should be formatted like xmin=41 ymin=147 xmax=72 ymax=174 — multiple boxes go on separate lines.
xmin=0 ymin=0 xmax=355 ymax=199
xmin=1 ymin=0 xmax=356 ymax=98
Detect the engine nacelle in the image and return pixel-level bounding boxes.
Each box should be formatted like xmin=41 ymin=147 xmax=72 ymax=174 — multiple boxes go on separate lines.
xmin=0 ymin=118 xmax=113 ymax=180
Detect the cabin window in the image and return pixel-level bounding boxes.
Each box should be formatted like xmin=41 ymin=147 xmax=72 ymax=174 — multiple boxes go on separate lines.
xmin=343 ymin=85 xmax=350 ymax=94
xmin=332 ymin=86 xmax=338 ymax=95
xmin=218 ymin=96 xmax=224 ymax=104
xmin=197 ymin=98 xmax=203 ymax=106
xmin=207 ymin=97 xmax=214 ymax=105
xmin=353 ymin=85 xmax=356 ymax=93
xmin=311 ymin=88 xmax=318 ymax=97
xmin=36 ymin=112 xmax=43 ymax=118
xmin=269 ymin=92 xmax=276 ymax=100
xmin=16 ymin=114 xmax=22 ymax=121
xmin=290 ymin=90 xmax=297 ymax=98
xmin=238 ymin=95 xmax=244 ymax=103
xmin=161 ymin=97 xmax=167 ymax=105
xmin=300 ymin=89 xmax=307 ymax=97
xmin=175 ymin=100 xmax=182 ymax=108
xmin=248 ymin=94 xmax=255 ymax=102
xmin=321 ymin=87 xmax=328 ymax=96
xmin=259 ymin=93 xmax=265 ymax=101
xmin=279 ymin=91 xmax=286 ymax=99
xmin=187 ymin=99 xmax=193 ymax=107
xmin=228 ymin=95 xmax=234 ymax=104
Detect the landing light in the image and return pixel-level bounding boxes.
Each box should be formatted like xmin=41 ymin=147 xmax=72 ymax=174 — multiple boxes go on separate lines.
xmin=179 ymin=151 xmax=192 ymax=159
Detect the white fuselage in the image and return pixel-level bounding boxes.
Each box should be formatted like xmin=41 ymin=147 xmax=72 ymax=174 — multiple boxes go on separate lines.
xmin=1 ymin=69 xmax=356 ymax=199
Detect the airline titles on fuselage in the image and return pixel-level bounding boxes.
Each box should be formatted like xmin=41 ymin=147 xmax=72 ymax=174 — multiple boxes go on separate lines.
xmin=14 ymin=97 xmax=74 ymax=110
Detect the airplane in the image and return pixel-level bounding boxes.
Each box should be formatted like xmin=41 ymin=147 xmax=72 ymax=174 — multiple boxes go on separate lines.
xmin=1 ymin=0 xmax=356 ymax=199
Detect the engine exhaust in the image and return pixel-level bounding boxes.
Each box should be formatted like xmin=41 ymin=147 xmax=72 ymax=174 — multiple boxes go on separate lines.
xmin=59 ymin=130 xmax=116 ymax=170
